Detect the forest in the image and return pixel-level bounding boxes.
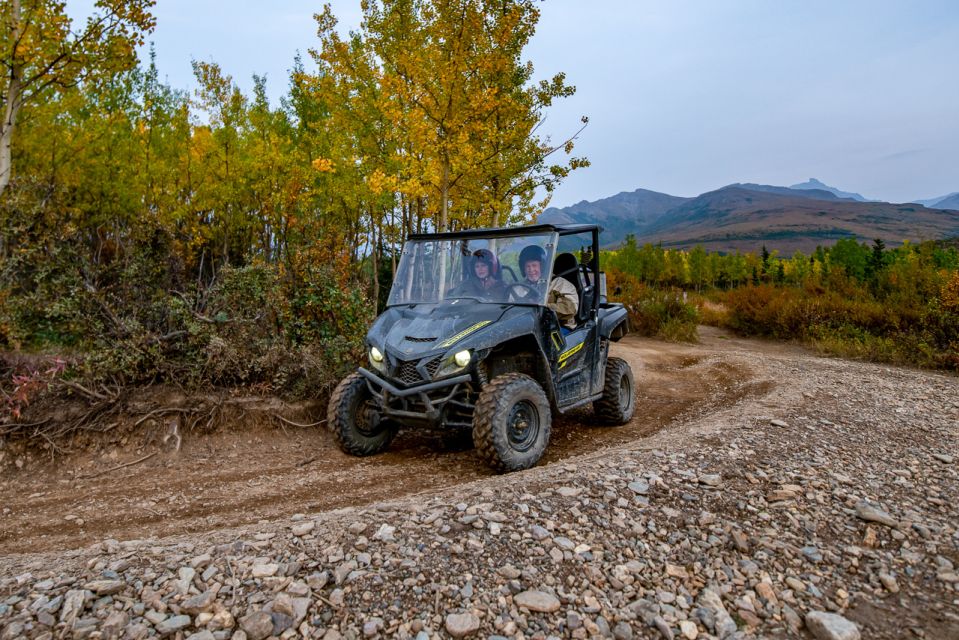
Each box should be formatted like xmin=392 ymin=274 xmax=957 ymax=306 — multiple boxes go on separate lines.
xmin=1 ymin=0 xmax=956 ymax=426
xmin=605 ymin=237 xmax=959 ymax=370
xmin=0 ymin=0 xmax=589 ymax=418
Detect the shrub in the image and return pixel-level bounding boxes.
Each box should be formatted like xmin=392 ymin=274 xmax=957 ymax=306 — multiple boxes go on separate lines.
xmin=608 ymin=269 xmax=699 ymax=342
xmin=716 ymin=284 xmax=958 ymax=370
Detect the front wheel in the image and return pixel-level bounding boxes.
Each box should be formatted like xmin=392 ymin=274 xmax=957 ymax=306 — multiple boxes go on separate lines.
xmin=593 ymin=356 xmax=635 ymax=425
xmin=327 ymin=372 xmax=397 ymax=456
xmin=472 ymin=373 xmax=551 ymax=472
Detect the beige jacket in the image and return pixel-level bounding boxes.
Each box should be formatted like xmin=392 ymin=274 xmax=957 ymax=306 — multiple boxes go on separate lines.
xmin=548 ymin=277 xmax=579 ymax=329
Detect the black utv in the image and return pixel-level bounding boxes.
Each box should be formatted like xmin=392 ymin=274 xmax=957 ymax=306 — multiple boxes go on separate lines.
xmin=327 ymin=224 xmax=635 ymax=472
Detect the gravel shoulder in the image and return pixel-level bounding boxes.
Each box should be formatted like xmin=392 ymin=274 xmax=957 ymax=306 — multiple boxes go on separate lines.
xmin=1 ymin=326 xmax=957 ymax=640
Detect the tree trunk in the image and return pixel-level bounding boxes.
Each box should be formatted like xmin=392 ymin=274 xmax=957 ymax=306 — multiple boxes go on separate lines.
xmin=0 ymin=0 xmax=23 ymax=199
xmin=438 ymin=160 xmax=450 ymax=297
xmin=371 ymin=212 xmax=379 ymax=315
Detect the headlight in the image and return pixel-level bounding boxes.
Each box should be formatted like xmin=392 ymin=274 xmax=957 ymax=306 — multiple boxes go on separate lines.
xmin=370 ymin=347 xmax=384 ymax=362
xmin=454 ymin=349 xmax=471 ymax=367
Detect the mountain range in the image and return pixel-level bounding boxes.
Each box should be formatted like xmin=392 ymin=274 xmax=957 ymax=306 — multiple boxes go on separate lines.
xmin=540 ymin=179 xmax=959 ymax=253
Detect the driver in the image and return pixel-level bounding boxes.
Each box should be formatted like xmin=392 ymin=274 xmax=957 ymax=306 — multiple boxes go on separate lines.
xmin=518 ymin=245 xmax=578 ymax=334
xmin=454 ymin=249 xmax=506 ymax=300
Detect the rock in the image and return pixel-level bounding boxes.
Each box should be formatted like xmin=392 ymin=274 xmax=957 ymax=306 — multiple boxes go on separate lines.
xmin=497 ymin=565 xmax=521 ymax=580
xmin=272 ymin=593 xmax=295 ymax=617
xmin=270 ymin=611 xmax=295 ymax=635
xmin=933 ymin=453 xmax=954 ymax=464
xmin=855 ymin=501 xmax=898 ymax=528
xmin=755 ymin=582 xmax=778 ymax=605
xmin=879 ymin=573 xmax=899 ymax=593
xmin=679 ymin=620 xmax=698 ymax=640
xmin=698 ymin=474 xmax=721 ymax=487
xmin=124 ymin=623 xmax=150 ymax=640
xmin=251 ymin=563 xmax=278 ymax=578
xmin=697 ymin=589 xmax=736 ymax=639
xmin=363 ymin=617 xmax=384 ymax=636
xmin=83 ymin=579 xmax=126 ymax=595
xmin=209 ymin=609 xmax=235 ymax=631
xmin=155 ymin=615 xmax=191 ymax=636
xmin=770 ymin=419 xmax=789 ymax=427
xmin=334 ymin=560 xmax=357 ymax=585
xmin=665 ymin=563 xmax=688 ymax=578
xmin=613 ymin=621 xmax=634 ymax=640
xmin=101 ymin=610 xmax=129 ymax=640
xmin=530 ymin=525 xmax=550 ymax=540
xmin=805 ymin=611 xmax=860 ymax=640
xmin=514 ymin=590 xmax=561 ymax=613
xmin=292 ymin=521 xmax=315 ymax=536
xmin=557 ymin=486 xmax=582 ymax=497
xmin=786 ymin=576 xmax=806 ymax=593
xmin=59 ymin=589 xmax=86 ymax=626
xmin=239 ymin=611 xmax=274 ymax=640
xmin=190 ymin=553 xmax=212 ymax=568
xmin=782 ymin=605 xmax=803 ymax=633
xmin=373 ymin=524 xmax=396 ymax=541
xmin=730 ymin=529 xmax=749 ymax=552
xmin=174 ymin=567 xmax=196 ymax=595
xmin=653 ymin=616 xmax=674 ymax=639
xmin=444 ymin=612 xmax=480 ymax=637
xmin=181 ymin=590 xmax=216 ymax=615
xmin=186 ymin=632 xmax=215 ymax=640
xmin=628 ymin=480 xmax=650 ymax=495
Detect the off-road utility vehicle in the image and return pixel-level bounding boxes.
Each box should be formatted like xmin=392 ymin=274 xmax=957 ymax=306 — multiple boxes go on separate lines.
xmin=327 ymin=224 xmax=634 ymax=472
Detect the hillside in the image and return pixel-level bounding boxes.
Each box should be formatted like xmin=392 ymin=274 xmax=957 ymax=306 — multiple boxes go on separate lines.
xmin=933 ymin=193 xmax=959 ymax=210
xmin=914 ymin=192 xmax=959 ymax=208
xmin=542 ymin=183 xmax=959 ymax=253
xmin=540 ymin=188 xmax=691 ymax=243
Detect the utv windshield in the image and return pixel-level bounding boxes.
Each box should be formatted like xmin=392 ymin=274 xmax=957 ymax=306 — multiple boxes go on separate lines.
xmin=388 ymin=232 xmax=558 ymax=306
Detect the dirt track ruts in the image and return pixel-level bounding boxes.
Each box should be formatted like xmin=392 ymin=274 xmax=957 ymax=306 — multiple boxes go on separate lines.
xmin=0 ymin=328 xmax=768 ymax=555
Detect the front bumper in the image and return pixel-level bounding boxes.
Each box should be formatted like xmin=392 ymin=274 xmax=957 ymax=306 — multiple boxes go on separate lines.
xmin=358 ymin=367 xmax=474 ymax=426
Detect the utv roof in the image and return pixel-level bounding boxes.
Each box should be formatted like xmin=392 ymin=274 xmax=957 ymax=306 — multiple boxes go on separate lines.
xmin=407 ymin=223 xmax=600 ymax=241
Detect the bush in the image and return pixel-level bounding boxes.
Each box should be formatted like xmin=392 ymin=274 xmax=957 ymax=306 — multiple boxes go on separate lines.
xmin=1 ymin=248 xmax=372 ymax=398
xmin=715 ymin=284 xmax=959 ymax=370
xmin=608 ymin=269 xmax=699 ymax=342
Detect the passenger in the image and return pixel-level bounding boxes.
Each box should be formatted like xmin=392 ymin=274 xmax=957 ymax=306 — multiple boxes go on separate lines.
xmin=453 ymin=249 xmax=506 ymax=300
xmin=518 ymin=245 xmax=578 ymax=334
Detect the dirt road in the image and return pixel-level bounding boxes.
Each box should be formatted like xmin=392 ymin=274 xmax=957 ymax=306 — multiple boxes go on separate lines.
xmin=1 ymin=327 xmax=957 ymax=640
xmin=0 ymin=327 xmax=775 ymax=555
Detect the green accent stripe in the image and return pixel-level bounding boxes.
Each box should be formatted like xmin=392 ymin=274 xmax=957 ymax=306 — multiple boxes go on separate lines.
xmin=558 ymin=341 xmax=583 ymax=362
xmin=438 ymin=320 xmax=492 ymax=348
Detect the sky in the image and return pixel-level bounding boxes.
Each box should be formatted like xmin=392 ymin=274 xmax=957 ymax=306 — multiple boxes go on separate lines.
xmin=71 ymin=0 xmax=959 ymax=207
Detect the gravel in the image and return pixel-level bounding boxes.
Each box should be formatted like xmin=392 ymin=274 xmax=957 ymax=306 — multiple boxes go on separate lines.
xmin=1 ymin=338 xmax=957 ymax=638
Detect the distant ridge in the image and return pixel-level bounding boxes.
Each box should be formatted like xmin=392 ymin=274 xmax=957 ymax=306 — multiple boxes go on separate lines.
xmin=789 ymin=178 xmax=869 ymax=202
xmin=933 ymin=193 xmax=959 ymax=210
xmin=914 ymin=192 xmax=959 ymax=209
xmin=540 ymin=181 xmax=959 ymax=253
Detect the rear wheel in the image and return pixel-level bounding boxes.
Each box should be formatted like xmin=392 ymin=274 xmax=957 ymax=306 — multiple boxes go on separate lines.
xmin=472 ymin=373 xmax=551 ymax=472
xmin=327 ymin=372 xmax=397 ymax=456
xmin=593 ymin=356 xmax=635 ymax=425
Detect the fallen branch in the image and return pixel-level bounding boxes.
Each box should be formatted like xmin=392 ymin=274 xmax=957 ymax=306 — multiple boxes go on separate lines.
xmin=78 ymin=451 xmax=157 ymax=479
xmin=295 ymin=456 xmax=318 ymax=468
xmin=61 ymin=380 xmax=111 ymax=401
xmin=271 ymin=414 xmax=327 ymax=429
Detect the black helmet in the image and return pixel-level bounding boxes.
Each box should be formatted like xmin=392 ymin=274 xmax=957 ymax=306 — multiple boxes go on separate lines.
xmin=471 ymin=249 xmax=499 ymax=278
xmin=519 ymin=245 xmax=546 ymax=272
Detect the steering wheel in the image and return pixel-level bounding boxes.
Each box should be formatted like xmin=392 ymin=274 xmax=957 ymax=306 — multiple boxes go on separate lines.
xmin=507 ymin=283 xmax=538 ymax=302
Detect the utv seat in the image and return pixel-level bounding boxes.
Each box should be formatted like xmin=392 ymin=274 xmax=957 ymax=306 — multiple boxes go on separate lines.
xmin=553 ymin=252 xmax=596 ymax=325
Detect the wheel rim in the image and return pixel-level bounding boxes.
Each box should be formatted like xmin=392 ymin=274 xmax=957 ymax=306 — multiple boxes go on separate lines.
xmin=507 ymin=399 xmax=540 ymax=452
xmin=356 ymin=398 xmax=383 ymax=437
xmin=618 ymin=372 xmax=633 ymax=411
